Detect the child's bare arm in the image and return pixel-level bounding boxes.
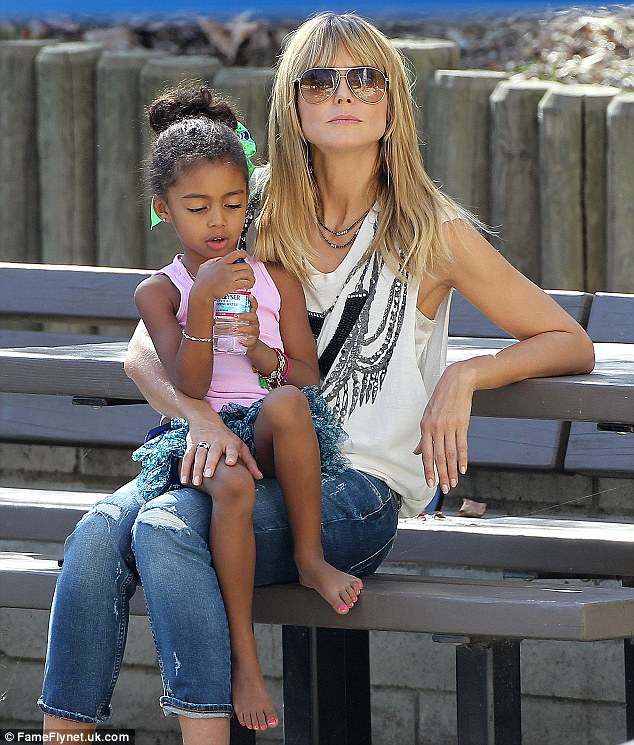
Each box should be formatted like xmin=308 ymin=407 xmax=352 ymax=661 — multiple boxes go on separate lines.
xmin=134 ymin=275 xmax=212 ymax=399
xmin=242 ymin=264 xmax=320 ymax=388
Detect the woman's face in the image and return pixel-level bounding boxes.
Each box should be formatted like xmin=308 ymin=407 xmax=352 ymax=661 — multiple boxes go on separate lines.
xmin=296 ymin=48 xmax=388 ymax=158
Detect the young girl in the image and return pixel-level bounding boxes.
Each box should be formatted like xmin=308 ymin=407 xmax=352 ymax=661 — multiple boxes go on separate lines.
xmin=132 ymin=84 xmax=363 ymax=731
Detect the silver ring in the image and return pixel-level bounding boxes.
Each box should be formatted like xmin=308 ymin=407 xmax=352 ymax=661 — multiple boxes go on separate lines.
xmin=196 ymin=441 xmax=211 ymax=450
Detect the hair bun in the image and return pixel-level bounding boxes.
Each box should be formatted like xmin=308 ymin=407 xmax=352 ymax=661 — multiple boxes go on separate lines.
xmin=148 ymin=83 xmax=238 ymax=134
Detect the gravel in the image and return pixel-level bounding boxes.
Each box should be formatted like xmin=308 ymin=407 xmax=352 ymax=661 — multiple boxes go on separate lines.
xmin=1 ymin=5 xmax=632 ymax=90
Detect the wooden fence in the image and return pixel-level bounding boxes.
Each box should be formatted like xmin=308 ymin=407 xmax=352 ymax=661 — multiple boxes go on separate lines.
xmin=1 ymin=38 xmax=633 ymax=291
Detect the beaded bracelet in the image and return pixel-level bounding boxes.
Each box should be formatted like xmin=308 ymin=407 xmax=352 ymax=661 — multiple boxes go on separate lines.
xmin=182 ymin=330 xmax=213 ymax=343
xmin=256 ymin=348 xmax=289 ymax=390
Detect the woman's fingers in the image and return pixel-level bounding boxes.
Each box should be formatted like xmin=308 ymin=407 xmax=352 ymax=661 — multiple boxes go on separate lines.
xmin=416 ymin=420 xmax=469 ymax=494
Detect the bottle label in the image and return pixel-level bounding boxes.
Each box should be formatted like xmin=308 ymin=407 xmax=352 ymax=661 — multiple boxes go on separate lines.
xmin=215 ymin=292 xmax=250 ymax=316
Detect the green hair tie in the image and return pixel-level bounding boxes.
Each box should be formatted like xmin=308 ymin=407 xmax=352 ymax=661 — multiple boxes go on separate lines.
xmin=235 ymin=121 xmax=256 ymax=177
xmin=149 ymin=121 xmax=257 ymax=229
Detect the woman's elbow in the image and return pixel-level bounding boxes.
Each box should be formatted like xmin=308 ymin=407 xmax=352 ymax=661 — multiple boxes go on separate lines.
xmin=574 ymin=331 xmax=595 ymax=374
xmin=124 ymin=348 xmax=141 ymax=382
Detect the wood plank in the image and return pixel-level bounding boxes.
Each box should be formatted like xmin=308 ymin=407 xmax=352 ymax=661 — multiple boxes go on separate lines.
xmin=586 ymin=292 xmax=634 ymax=343
xmin=565 ymin=292 xmax=634 ymax=475
xmin=450 ymin=290 xmax=593 ymax=469
xmin=0 ymin=262 xmax=150 ymax=322
xmin=448 ymin=290 xmax=592 ymax=339
xmin=0 ymin=487 xmax=105 ymax=541
xmin=0 ymin=392 xmax=158 ymax=447
xmin=3 ymin=556 xmax=634 ymax=641
xmin=390 ymin=515 xmax=634 ymax=577
xmin=0 ymin=340 xmax=632 ymax=424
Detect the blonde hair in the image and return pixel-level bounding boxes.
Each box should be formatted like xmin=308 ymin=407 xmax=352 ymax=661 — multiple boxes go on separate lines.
xmin=255 ymin=12 xmax=473 ymax=283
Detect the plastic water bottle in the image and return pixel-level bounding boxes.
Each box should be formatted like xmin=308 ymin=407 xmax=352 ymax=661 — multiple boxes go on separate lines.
xmin=213 ymin=259 xmax=250 ymax=355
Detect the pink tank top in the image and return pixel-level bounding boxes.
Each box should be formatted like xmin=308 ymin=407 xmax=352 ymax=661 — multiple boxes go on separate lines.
xmin=159 ymin=255 xmax=283 ymax=412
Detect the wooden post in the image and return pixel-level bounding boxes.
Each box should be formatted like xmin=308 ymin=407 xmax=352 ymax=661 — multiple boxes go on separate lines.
xmin=96 ymin=51 xmax=160 ymax=269
xmin=426 ymin=70 xmax=509 ymax=223
xmin=212 ymin=66 xmax=275 ymax=162
xmin=140 ymin=56 xmax=222 ymax=269
xmin=583 ymin=86 xmax=620 ymax=292
xmin=392 ymin=38 xmax=459 ymax=152
xmin=490 ymin=80 xmax=553 ymax=284
xmin=606 ymin=93 xmax=634 ymax=293
xmin=0 ymin=40 xmax=52 ymax=263
xmin=36 ymin=42 xmax=103 ymax=266
xmin=539 ymin=84 xmax=619 ymax=291
xmin=539 ymin=85 xmax=584 ymax=290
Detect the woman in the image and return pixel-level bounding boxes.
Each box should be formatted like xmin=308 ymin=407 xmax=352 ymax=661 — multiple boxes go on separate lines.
xmin=39 ymin=12 xmax=594 ymax=745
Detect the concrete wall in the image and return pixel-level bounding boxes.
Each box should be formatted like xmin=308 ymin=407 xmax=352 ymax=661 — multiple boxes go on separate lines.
xmin=2 ymin=448 xmax=634 ymax=744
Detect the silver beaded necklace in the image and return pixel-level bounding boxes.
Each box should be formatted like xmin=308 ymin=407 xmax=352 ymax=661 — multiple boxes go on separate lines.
xmin=316 ymin=208 xmax=371 ymax=249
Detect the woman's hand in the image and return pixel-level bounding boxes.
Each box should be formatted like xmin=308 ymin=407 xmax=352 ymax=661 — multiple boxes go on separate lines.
xmin=181 ymin=406 xmax=263 ymax=486
xmin=414 ymin=361 xmax=476 ymax=495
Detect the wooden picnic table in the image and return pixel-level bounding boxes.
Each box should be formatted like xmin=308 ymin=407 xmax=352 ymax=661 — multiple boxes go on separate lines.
xmin=0 ymin=339 xmax=632 ymax=425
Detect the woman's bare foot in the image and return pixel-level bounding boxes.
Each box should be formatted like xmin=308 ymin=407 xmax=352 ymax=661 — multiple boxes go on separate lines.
xmin=296 ymin=554 xmax=364 ymax=614
xmin=459 ymin=498 xmax=487 ymax=517
xmin=232 ymin=650 xmax=279 ymax=731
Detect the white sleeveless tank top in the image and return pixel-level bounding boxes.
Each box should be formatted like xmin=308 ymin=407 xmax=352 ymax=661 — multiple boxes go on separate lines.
xmin=303 ymin=207 xmax=452 ymax=517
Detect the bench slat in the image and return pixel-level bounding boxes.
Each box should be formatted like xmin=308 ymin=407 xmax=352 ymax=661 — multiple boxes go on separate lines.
xmin=0 ymin=392 xmax=158 ymax=448
xmin=3 ymin=554 xmax=634 ymax=642
xmin=390 ymin=516 xmax=634 ymax=577
xmin=450 ymin=290 xmax=593 ymax=470
xmin=0 ymin=262 xmax=150 ymax=322
xmin=565 ymin=292 xmax=634 ymax=475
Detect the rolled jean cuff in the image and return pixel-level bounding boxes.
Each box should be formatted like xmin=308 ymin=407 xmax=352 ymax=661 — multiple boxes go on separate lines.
xmin=160 ymin=696 xmax=232 ymax=718
xmin=37 ymin=697 xmax=109 ymax=724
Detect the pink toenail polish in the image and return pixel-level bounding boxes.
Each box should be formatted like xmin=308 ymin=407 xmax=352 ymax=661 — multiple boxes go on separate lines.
xmin=339 ymin=604 xmax=348 ymax=612
xmin=268 ymin=718 xmax=278 ymax=725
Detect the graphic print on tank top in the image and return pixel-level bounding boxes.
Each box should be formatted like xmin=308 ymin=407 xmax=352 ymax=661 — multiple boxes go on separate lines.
xmin=312 ymin=250 xmax=408 ymax=424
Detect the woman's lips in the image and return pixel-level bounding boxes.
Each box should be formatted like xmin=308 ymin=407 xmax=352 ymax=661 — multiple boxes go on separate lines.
xmin=329 ymin=115 xmax=361 ymax=123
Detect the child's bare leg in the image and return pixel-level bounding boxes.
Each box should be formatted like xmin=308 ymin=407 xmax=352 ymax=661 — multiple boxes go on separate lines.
xmin=254 ymin=386 xmax=363 ymax=614
xmin=182 ymin=461 xmax=278 ymax=731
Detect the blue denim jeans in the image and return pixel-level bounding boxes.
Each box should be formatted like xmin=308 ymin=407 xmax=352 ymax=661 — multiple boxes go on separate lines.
xmin=38 ymin=469 xmax=399 ymax=723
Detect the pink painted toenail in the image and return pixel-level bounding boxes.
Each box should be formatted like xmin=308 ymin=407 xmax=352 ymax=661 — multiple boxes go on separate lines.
xmin=268 ymin=717 xmax=278 ymax=725
xmin=339 ymin=605 xmax=348 ymax=612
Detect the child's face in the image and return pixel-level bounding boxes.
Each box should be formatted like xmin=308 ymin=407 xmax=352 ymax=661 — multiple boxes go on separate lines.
xmin=156 ymin=160 xmax=248 ymax=265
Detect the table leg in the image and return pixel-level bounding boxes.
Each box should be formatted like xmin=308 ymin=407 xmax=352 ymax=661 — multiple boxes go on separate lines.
xmin=625 ymin=638 xmax=634 ymax=739
xmin=315 ymin=628 xmax=372 ymax=745
xmin=230 ymin=717 xmax=256 ymax=745
xmin=282 ymin=626 xmax=372 ymax=745
xmin=455 ymin=639 xmax=522 ymax=745
xmin=282 ymin=625 xmax=315 ymax=744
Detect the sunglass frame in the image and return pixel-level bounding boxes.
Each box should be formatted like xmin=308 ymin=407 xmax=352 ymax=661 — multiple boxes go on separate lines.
xmin=295 ymin=66 xmax=389 ymax=105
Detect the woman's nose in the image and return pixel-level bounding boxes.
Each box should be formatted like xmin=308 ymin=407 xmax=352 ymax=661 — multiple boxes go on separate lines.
xmin=334 ymin=72 xmax=354 ymax=103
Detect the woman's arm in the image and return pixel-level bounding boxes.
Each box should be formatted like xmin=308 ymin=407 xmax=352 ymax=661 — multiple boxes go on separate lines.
xmin=415 ymin=220 xmax=595 ymax=495
xmin=125 ymin=321 xmax=262 ymax=483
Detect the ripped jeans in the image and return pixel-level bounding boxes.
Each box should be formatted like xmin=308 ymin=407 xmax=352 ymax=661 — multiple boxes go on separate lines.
xmin=38 ymin=469 xmax=399 ymax=723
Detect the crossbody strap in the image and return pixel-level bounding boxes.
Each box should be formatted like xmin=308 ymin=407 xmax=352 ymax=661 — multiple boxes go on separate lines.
xmin=310 ymin=291 xmax=369 ymax=378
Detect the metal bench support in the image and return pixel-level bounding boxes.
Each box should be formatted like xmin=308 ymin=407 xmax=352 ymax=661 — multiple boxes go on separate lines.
xmin=282 ymin=626 xmax=372 ymax=745
xmin=455 ymin=639 xmax=522 ymax=745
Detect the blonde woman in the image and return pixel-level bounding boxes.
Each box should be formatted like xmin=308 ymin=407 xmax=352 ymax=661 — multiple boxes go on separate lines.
xmin=40 ymin=12 xmax=594 ymax=745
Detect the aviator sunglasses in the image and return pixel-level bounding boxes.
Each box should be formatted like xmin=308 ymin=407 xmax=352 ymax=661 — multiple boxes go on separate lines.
xmin=295 ymin=67 xmax=389 ymax=105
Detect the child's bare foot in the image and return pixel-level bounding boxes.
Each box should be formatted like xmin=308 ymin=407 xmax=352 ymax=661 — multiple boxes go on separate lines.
xmin=232 ymin=652 xmax=279 ymax=731
xmin=296 ymin=554 xmax=364 ymax=614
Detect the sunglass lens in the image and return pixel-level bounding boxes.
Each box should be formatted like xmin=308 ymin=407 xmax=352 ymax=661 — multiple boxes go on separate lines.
xmin=348 ymin=67 xmax=386 ymax=103
xmin=299 ymin=69 xmax=338 ymax=103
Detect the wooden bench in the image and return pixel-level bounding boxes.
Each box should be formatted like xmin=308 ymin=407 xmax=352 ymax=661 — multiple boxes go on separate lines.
xmin=0 ymin=261 xmax=156 ymax=447
xmin=2 ymin=262 xmax=634 ymax=744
